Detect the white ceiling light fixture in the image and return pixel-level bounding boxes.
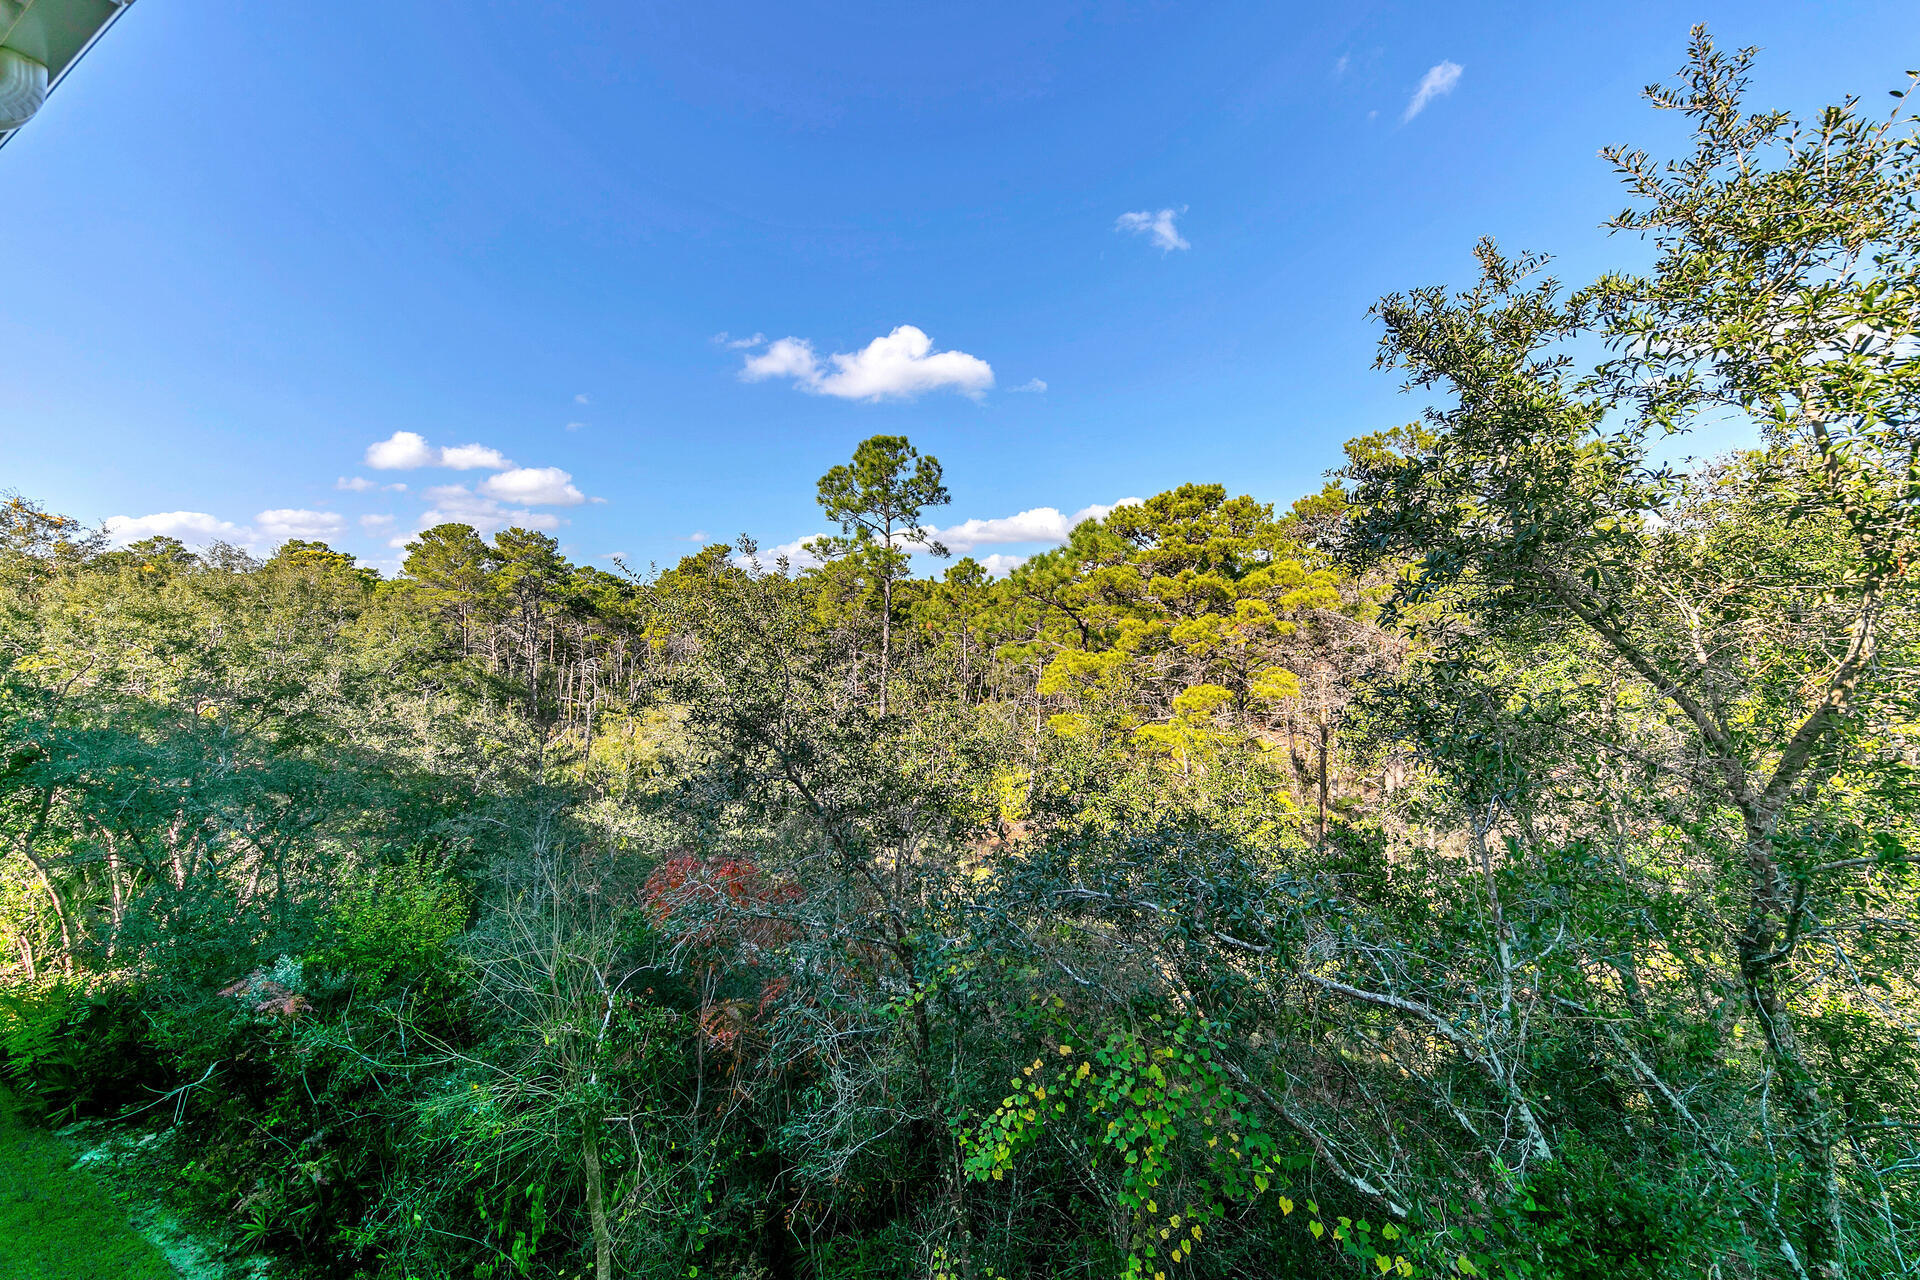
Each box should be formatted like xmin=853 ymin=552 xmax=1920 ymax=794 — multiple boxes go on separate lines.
xmin=0 ymin=47 xmax=47 ymax=129
xmin=0 ymin=0 xmax=136 ymax=150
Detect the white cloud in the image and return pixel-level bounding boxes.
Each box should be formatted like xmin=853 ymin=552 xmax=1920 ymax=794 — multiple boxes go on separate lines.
xmin=762 ymin=535 xmax=828 ymax=570
xmin=713 ymin=331 xmax=766 ymax=350
xmin=360 ymin=513 xmax=395 ymax=530
xmin=364 ymin=431 xmax=515 ymax=471
xmin=480 ymin=466 xmax=587 ymax=506
xmin=1116 ymin=208 xmax=1190 ymax=252
xmin=685 ymin=530 xmax=709 ymax=542
xmin=741 ymin=337 xmax=821 ymax=383
xmin=740 ymin=325 xmax=995 ymax=401
xmin=365 ymin=431 xmax=438 ymax=470
xmin=1403 ymin=60 xmax=1462 ymax=122
xmin=104 ymin=511 xmax=246 ymax=546
xmin=255 ymin=509 xmax=347 ymax=542
xmin=735 ymin=535 xmax=828 ymax=571
xmin=110 ymin=508 xmax=355 ymax=550
xmin=980 ymin=553 xmax=1029 ymax=576
xmin=412 ymin=485 xmax=564 ymax=539
xmin=565 ymin=421 xmax=585 ymax=432
xmin=440 ymin=443 xmax=514 ymax=470
xmin=1333 ymin=53 xmax=1350 ymax=76
xmin=933 ymin=498 xmax=1140 ymax=555
xmin=1010 ymin=378 xmax=1048 ymax=394
xmin=747 ymin=497 xmax=1137 ymax=577
xmin=417 ymin=485 xmax=498 ymax=519
xmin=339 ymin=474 xmax=408 ymax=493
xmin=574 ymin=392 xmax=592 ymax=405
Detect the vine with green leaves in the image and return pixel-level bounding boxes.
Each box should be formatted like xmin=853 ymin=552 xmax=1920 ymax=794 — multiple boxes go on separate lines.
xmin=955 ymin=1011 xmax=1413 ymax=1279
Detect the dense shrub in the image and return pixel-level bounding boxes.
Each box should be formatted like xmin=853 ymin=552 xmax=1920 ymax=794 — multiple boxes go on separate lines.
xmin=0 ymin=979 xmax=155 ymax=1119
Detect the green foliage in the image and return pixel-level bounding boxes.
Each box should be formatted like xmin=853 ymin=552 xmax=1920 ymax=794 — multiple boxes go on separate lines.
xmin=0 ymin=981 xmax=150 ymax=1119
xmin=309 ymin=860 xmax=469 ymax=997
xmin=960 ymin=1014 xmax=1412 ymax=1279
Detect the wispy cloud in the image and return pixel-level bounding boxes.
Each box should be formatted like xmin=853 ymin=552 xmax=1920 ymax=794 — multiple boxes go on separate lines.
xmin=741 ymin=338 xmax=819 ymax=384
xmin=1116 ymin=208 xmax=1190 ymax=252
xmin=1403 ymin=60 xmax=1463 ymax=122
xmin=255 ymin=509 xmax=347 ymax=541
xmin=740 ymin=325 xmax=994 ymax=401
xmin=565 ymin=421 xmax=585 ymax=432
xmin=713 ymin=331 xmax=766 ymax=350
xmin=574 ymin=393 xmax=592 ymax=405
xmin=1009 ymin=378 xmax=1048 ymax=394
xmin=360 ymin=514 xmax=395 ymax=530
xmin=1333 ymin=53 xmax=1350 ymax=76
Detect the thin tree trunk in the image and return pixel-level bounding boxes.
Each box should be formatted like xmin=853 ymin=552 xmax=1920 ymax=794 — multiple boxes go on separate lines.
xmin=105 ymin=836 xmax=126 ymax=962
xmin=582 ymin=1122 xmax=612 ymax=1280
xmin=880 ymin=571 xmax=892 ymax=716
xmin=583 ymin=686 xmax=596 ymax=783
xmin=1740 ymin=827 xmax=1848 ymax=1280
xmin=1316 ymin=722 xmax=1330 ymax=845
xmin=17 ymin=788 xmax=74 ymax=975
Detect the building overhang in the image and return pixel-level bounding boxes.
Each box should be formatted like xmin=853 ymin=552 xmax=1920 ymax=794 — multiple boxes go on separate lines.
xmin=0 ymin=0 xmax=133 ymax=150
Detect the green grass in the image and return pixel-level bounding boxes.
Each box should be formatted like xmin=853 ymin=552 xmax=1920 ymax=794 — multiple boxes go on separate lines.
xmin=0 ymin=1096 xmax=175 ymax=1280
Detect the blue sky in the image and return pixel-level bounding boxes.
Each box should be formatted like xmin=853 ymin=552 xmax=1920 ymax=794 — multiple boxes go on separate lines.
xmin=5 ymin=1 xmax=1916 ymax=573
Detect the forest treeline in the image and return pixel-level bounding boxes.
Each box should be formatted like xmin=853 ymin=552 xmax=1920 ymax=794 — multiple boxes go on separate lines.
xmin=4 ymin=33 xmax=1918 ymax=1280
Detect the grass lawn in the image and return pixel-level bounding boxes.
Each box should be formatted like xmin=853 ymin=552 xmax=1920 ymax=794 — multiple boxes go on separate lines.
xmin=0 ymin=1097 xmax=175 ymax=1280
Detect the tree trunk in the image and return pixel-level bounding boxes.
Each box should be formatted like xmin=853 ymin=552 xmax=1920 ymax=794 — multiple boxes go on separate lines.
xmin=1315 ymin=722 xmax=1331 ymax=845
xmin=105 ymin=838 xmax=126 ymax=963
xmin=17 ymin=789 xmax=75 ymax=974
xmin=583 ymin=687 xmax=597 ymax=784
xmin=879 ymin=570 xmax=892 ymax=717
xmin=582 ymin=1123 xmax=612 ymax=1280
xmin=1740 ymin=830 xmax=1848 ymax=1280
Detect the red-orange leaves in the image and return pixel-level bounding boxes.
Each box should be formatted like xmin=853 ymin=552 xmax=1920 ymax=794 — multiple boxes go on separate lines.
xmin=641 ymin=853 xmax=798 ymax=952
